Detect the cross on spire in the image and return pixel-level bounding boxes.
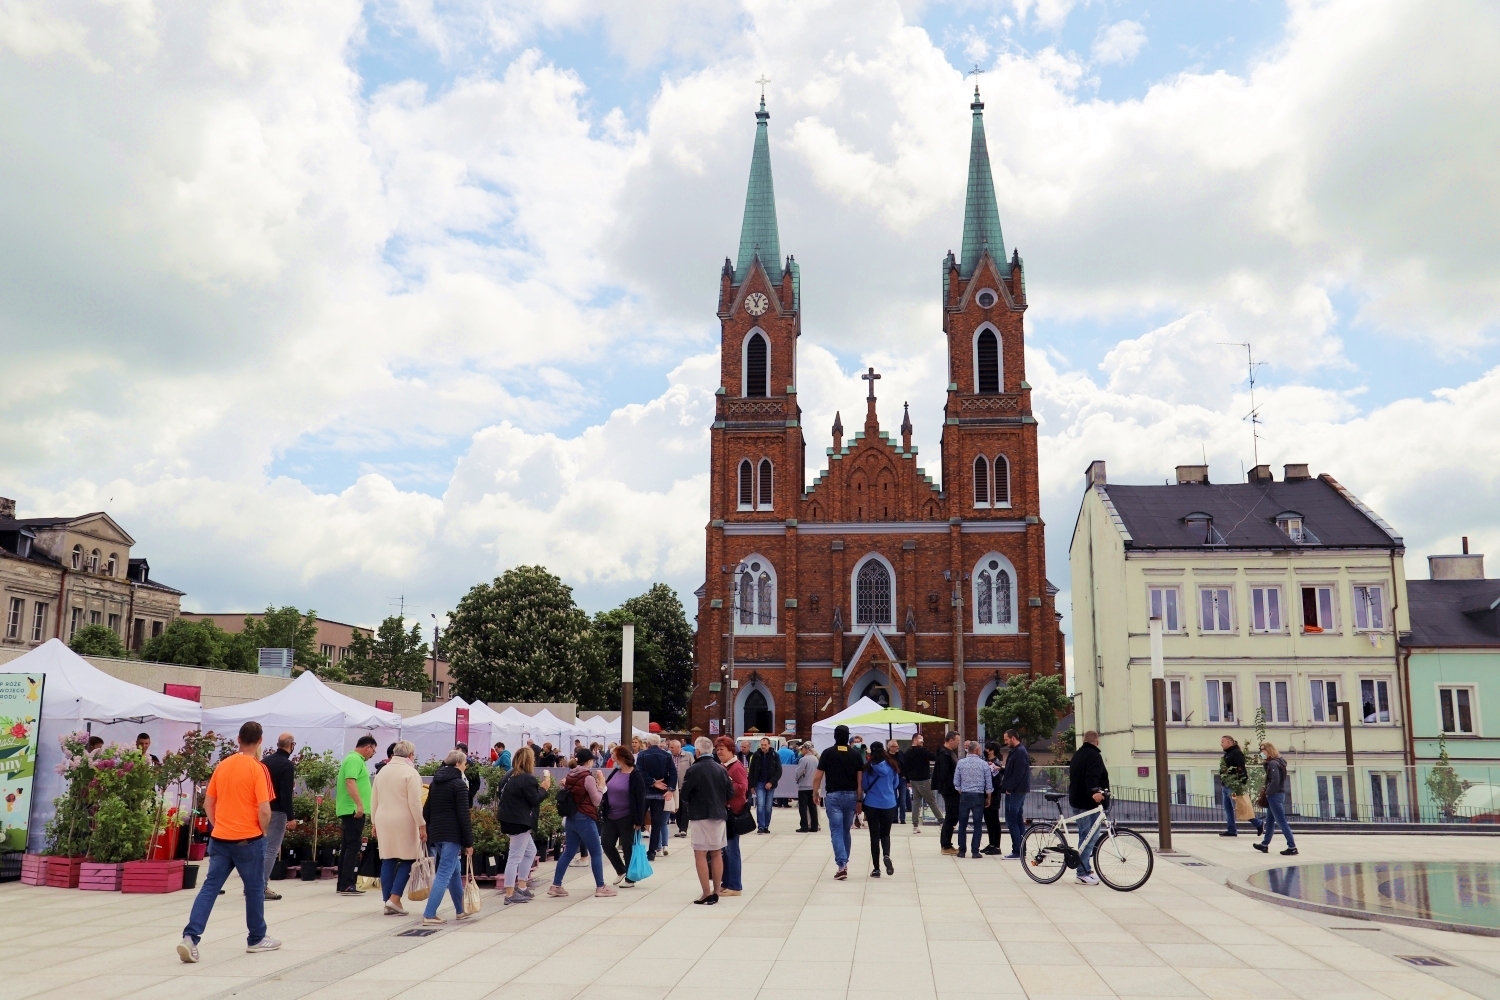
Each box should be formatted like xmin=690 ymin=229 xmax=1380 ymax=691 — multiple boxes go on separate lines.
xmin=756 ymin=74 xmax=771 ymax=100
xmin=862 ymin=366 xmax=881 ymax=400
xmin=969 ymin=63 xmax=984 ymax=94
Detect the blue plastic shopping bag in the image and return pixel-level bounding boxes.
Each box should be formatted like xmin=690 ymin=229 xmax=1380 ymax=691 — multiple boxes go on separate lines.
xmin=627 ymin=831 xmax=653 ymax=882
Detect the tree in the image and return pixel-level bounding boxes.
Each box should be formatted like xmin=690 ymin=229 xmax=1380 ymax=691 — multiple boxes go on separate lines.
xmin=1426 ymin=733 xmax=1470 ymax=821
xmin=140 ymin=618 xmax=257 ymax=672
xmin=446 ymin=566 xmax=594 ymax=704
xmin=345 ymin=617 xmax=431 ymax=696
xmin=69 ymin=623 xmax=127 ymax=658
xmin=586 ymin=608 xmax=666 ymax=714
xmin=977 ymin=675 xmax=1071 ymax=748
xmin=243 ymin=606 xmax=327 ymax=672
xmin=584 ymin=585 xmax=694 ymax=728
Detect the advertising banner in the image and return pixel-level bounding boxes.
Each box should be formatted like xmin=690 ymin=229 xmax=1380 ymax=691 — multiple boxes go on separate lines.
xmin=455 ymin=707 xmax=470 ymax=749
xmin=0 ymin=673 xmax=44 ymax=852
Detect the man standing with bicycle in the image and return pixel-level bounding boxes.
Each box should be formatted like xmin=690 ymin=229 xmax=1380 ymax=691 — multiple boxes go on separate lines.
xmin=1067 ymin=731 xmax=1110 ymax=886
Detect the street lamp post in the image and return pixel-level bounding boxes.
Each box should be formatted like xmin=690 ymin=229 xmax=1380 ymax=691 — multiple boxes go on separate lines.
xmin=620 ymin=624 xmax=635 ymax=748
xmin=430 ymin=613 xmax=440 ymax=698
xmin=1149 ymin=615 xmax=1173 ymax=852
xmin=724 ymin=562 xmax=747 ymax=738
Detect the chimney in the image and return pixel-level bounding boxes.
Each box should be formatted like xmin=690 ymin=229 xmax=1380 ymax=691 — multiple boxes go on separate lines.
xmin=1283 ymin=463 xmax=1312 ymax=482
xmin=1464 ymin=536 xmax=1470 ymax=554
xmin=1085 ymin=460 xmax=1107 ymax=489
xmin=1175 ymin=465 xmax=1209 ymax=485
xmin=1248 ymin=465 xmax=1273 ymax=483
xmin=0 ymin=497 xmax=14 ymax=519
xmin=1431 ymin=552 xmax=1485 ymax=580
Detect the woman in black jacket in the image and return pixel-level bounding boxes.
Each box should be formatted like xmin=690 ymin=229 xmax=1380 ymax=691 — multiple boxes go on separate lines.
xmin=679 ymin=737 xmax=732 ymax=904
xmin=1254 ymin=743 xmax=1297 ymax=856
xmin=598 ymin=745 xmax=650 ymax=887
xmin=497 ymin=747 xmax=551 ymax=905
xmin=421 ymin=751 xmax=473 ymax=924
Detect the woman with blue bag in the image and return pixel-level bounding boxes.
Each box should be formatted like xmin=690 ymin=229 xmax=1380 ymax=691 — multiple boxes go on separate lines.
xmin=598 ymin=745 xmax=650 ymax=887
xmin=862 ymin=742 xmax=900 ymax=878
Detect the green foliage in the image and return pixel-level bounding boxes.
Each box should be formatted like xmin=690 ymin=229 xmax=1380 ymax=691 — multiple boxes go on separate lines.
xmin=140 ymin=618 xmax=257 ymax=672
xmin=588 ymin=584 xmax=694 ymax=728
xmin=345 ymin=616 xmax=431 ymax=695
xmin=1426 ymin=734 xmax=1470 ymax=820
xmin=977 ymin=675 xmax=1071 ymax=748
xmin=1228 ymin=707 xmax=1268 ymax=799
xmin=1049 ymin=724 xmax=1077 ymax=762
xmin=470 ymin=810 xmax=509 ymax=858
xmin=472 ymin=763 xmax=507 ymax=806
xmin=89 ymin=798 xmax=154 ymax=863
xmin=69 ymin=624 xmax=127 ymax=658
xmin=446 ymin=566 xmax=596 ymax=704
xmin=44 ymin=794 xmax=92 ymax=857
xmin=294 ymin=748 xmax=340 ymax=858
xmin=243 ymin=606 xmax=328 ymax=672
xmin=418 ymin=758 xmax=444 ymax=776
xmin=535 ymin=795 xmax=562 ymax=840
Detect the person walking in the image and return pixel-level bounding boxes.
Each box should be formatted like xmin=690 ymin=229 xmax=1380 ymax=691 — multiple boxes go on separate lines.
xmin=813 ymin=725 xmax=864 ymax=881
xmin=903 ymin=734 xmax=941 ymax=833
xmin=680 ymin=736 xmax=731 ymax=904
xmin=497 ymin=746 xmax=550 ymax=905
xmin=370 ymin=740 xmax=425 ymax=916
xmin=748 ymin=737 xmax=782 ymax=834
xmin=716 ymin=737 xmax=750 ymax=895
xmin=177 ymin=721 xmax=280 ymax=963
xmin=998 ymin=729 xmax=1030 ymax=859
xmin=777 ymin=740 xmax=798 ymax=807
xmin=420 ymin=750 xmax=474 ymax=923
xmin=548 ymin=747 xmax=614 ymax=898
xmin=1253 ymin=743 xmax=1297 ymax=856
xmin=981 ymin=744 xmax=1004 ymax=855
xmin=1219 ymin=735 xmax=1261 ymax=837
xmin=599 ymin=745 xmax=649 ymax=888
xmin=933 ymin=732 xmax=961 ymax=855
xmin=671 ymin=739 xmax=692 ymax=839
xmin=335 ymin=735 xmax=377 ymax=895
xmin=794 ymin=743 xmax=820 ymax=832
xmin=886 ymin=739 xmax=907 ymax=827
xmin=636 ymin=733 xmax=676 ymax=860
xmin=953 ymin=741 xmax=991 ymax=859
xmin=862 ymin=742 xmax=900 ymax=877
xmin=1068 ymin=731 xmax=1110 ymax=886
xmin=261 ymin=733 xmax=296 ymax=901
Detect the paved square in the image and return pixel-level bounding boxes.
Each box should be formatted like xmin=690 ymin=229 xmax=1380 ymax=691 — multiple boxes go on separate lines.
xmin=9 ymin=826 xmax=1500 ymax=1000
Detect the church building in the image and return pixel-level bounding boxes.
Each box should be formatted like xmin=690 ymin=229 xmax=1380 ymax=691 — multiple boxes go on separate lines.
xmin=691 ymin=90 xmax=1064 ymax=743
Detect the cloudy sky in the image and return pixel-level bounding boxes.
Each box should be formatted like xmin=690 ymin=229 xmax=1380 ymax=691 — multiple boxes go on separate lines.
xmin=3 ymin=0 xmax=1498 ymax=660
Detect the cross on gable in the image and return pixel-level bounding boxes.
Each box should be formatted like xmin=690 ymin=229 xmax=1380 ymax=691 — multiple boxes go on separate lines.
xmin=862 ymin=366 xmax=881 ymax=400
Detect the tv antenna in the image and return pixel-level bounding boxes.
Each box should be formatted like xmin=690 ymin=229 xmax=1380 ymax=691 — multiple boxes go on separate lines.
xmin=1219 ymin=342 xmax=1267 ymax=469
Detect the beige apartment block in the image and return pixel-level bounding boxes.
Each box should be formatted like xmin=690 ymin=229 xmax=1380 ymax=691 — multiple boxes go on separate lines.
xmin=1071 ymin=461 xmax=1411 ymax=818
xmin=0 ymin=498 xmax=183 ymax=653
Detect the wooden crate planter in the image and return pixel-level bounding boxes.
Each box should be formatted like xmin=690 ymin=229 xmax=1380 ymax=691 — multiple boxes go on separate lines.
xmin=20 ymin=853 xmax=47 ymax=886
xmin=122 ymin=859 xmax=184 ymax=894
xmin=79 ymin=861 xmax=124 ymax=891
xmin=44 ymin=856 xmax=83 ymax=888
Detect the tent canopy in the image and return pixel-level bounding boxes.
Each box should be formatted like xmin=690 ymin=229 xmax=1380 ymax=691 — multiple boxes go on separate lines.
xmin=811 ymin=696 xmax=918 ymax=752
xmin=399 ymin=697 xmax=494 ymax=765
xmin=201 ymin=670 xmax=401 ymax=757
xmin=4 ymin=638 xmax=202 ymax=725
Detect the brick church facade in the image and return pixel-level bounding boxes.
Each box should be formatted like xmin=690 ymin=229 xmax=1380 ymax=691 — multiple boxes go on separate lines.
xmin=690 ymin=90 xmax=1064 ymax=743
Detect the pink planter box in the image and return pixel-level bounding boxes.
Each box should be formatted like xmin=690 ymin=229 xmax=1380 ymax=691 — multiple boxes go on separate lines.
xmin=79 ymin=861 xmax=124 ymax=891
xmin=122 ymin=859 xmax=184 ymax=894
xmin=44 ymin=856 xmax=83 ymax=888
xmin=20 ymin=854 xmax=47 ymax=886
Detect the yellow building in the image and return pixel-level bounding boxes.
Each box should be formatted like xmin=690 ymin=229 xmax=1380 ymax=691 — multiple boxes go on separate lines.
xmin=1071 ymin=461 xmax=1410 ymax=819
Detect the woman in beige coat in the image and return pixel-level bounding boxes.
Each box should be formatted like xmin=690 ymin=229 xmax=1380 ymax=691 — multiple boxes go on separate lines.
xmin=370 ymin=740 xmax=426 ymax=915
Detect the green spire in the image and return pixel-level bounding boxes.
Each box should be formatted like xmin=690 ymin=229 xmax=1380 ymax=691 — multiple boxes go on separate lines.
xmin=959 ymin=86 xmax=1004 ymax=278
xmin=735 ymin=96 xmax=781 ymax=284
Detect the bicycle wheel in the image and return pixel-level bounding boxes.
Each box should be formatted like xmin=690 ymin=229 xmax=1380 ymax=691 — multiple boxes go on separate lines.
xmin=1093 ymin=827 xmax=1153 ymax=891
xmin=1020 ymin=825 xmax=1067 ymax=884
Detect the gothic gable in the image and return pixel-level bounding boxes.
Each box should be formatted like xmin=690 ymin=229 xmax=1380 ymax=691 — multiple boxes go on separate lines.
xmin=802 ymin=426 xmax=943 ymax=523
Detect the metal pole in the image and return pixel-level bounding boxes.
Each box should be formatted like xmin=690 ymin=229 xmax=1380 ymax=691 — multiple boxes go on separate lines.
xmin=620 ymin=624 xmax=635 ymax=748
xmin=1149 ymin=616 xmax=1172 ymax=852
xmin=1338 ymin=700 xmax=1357 ymax=819
xmin=953 ymin=590 xmax=966 ymax=743
xmin=430 ymin=616 xmax=439 ymax=698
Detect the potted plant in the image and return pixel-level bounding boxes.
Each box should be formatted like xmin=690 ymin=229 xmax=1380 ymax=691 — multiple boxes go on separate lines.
xmin=34 ymin=732 xmax=94 ymax=887
xmin=294 ymin=749 xmax=338 ymax=880
xmin=470 ymin=811 xmax=508 ymax=878
xmin=82 ymin=797 xmax=153 ymax=890
xmin=177 ymin=730 xmax=219 ymax=863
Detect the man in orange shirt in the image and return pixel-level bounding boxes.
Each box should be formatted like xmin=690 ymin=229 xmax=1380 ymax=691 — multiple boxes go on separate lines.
xmin=177 ymin=721 xmax=281 ymax=963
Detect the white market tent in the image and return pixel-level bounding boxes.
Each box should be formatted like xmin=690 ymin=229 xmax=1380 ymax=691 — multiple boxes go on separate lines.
xmin=811 ymin=696 xmax=917 ymax=753
xmin=487 ymin=706 xmax=532 ymax=756
xmin=520 ymin=708 xmax=579 ymax=751
xmin=399 ymin=697 xmax=496 ymax=765
xmin=202 ymin=670 xmax=401 ymax=760
xmin=2 ymin=639 xmax=204 ymax=851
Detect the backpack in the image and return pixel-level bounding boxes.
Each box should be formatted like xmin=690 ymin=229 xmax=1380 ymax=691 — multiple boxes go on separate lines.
xmin=555 ymin=779 xmax=578 ymax=819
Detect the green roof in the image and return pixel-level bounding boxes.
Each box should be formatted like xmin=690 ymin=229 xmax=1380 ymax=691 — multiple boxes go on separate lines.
xmin=735 ymin=97 xmax=782 ymax=285
xmin=959 ymin=87 xmax=1004 ymax=278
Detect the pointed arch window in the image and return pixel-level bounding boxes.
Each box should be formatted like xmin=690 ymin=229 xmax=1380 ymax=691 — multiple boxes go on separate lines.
xmin=745 ymin=331 xmax=768 ymax=397
xmin=973 ymin=455 xmax=990 ymax=507
xmin=758 ymin=459 xmax=773 ymax=509
xmin=973 ymin=454 xmax=1012 ymax=508
xmin=993 ymin=455 xmax=1010 ymax=506
xmin=738 ymin=459 xmax=754 ymax=510
xmin=734 ymin=556 xmax=776 ymax=634
xmin=973 ymin=553 xmax=1018 ymax=633
xmin=975 ymin=328 xmax=1001 ymax=393
xmin=854 ymin=556 xmax=895 ymax=627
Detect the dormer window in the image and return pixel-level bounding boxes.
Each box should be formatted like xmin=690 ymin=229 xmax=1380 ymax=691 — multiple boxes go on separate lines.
xmin=1275 ymin=512 xmax=1318 ymax=544
xmin=1183 ymin=512 xmax=1224 ymax=546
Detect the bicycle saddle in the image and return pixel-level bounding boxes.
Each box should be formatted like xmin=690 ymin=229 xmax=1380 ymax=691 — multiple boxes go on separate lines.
xmin=1042 ymin=791 xmax=1066 ymax=802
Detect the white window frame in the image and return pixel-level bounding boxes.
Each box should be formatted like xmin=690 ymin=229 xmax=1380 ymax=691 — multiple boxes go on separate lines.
xmin=734 ymin=554 xmax=778 ymax=635
xmin=757 ymin=459 xmax=774 ymax=510
xmin=972 ymin=324 xmax=1003 ymax=394
xmin=973 ymin=455 xmax=990 ymax=508
xmin=1250 ymin=585 xmax=1285 ymax=633
xmin=1352 ymin=584 xmax=1386 ymax=632
xmin=107 ymin=613 xmax=120 ymax=635
xmin=1369 ymin=771 xmax=1403 ymax=820
xmin=5 ymin=597 xmax=21 ymax=640
xmin=31 ymin=602 xmax=47 ymax=643
xmin=1198 ymin=586 xmax=1235 ymax=633
xmin=972 ymin=552 xmax=1018 ymax=635
xmin=992 ymin=455 xmax=1011 ymax=507
xmin=71 ymin=545 xmax=82 ymax=570
xmin=1438 ymin=685 xmax=1478 ymax=736
xmin=1300 ymin=584 xmax=1338 ymax=634
xmin=1256 ymin=676 xmax=1292 ymax=724
xmin=974 ymin=287 xmax=999 ymax=310
xmin=741 ymin=327 xmax=770 ymax=398
xmin=1316 ymin=772 xmax=1351 ymax=819
xmin=1204 ymin=677 xmax=1237 ymax=724
xmin=1148 ymin=586 xmax=1182 ymax=633
xmin=69 ymin=607 xmax=81 ymax=638
xmin=852 ymin=553 xmax=897 ymax=629
xmin=106 ymin=553 xmax=118 ymax=577
xmin=1359 ymin=676 xmax=1394 ymax=725
xmin=737 ymin=459 xmax=754 ymax=511
xmin=89 ymin=609 xmax=101 ymax=626
xmin=1166 ymin=677 xmax=1186 ymax=725
xmin=1309 ymin=677 xmax=1343 ymax=724
xmin=1167 ymin=770 xmax=1191 ymax=805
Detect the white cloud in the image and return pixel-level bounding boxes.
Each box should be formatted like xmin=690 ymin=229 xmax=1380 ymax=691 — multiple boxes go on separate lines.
xmin=1091 ymin=20 xmax=1146 ymax=66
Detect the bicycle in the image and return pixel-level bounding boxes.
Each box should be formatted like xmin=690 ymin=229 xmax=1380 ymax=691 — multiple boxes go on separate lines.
xmin=1020 ymin=791 xmax=1154 ymax=891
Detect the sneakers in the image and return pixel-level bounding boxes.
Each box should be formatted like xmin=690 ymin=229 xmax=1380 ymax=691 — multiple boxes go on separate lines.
xmin=1002 ymin=854 xmax=1020 ymax=860
xmin=1219 ymin=831 xmax=1238 ymax=837
xmin=659 ymin=848 xmax=668 ymax=857
xmin=834 ymin=867 xmax=848 ymax=881
xmin=514 ymin=887 xmax=534 ymax=900
xmin=981 ymin=846 xmax=1002 ymax=855
xmin=547 ymin=884 xmax=569 ymax=897
xmin=1280 ymin=847 xmax=1299 ymax=856
xmin=674 ymin=831 xmax=687 ymax=838
xmin=177 ymin=937 xmax=200 ymax=964
xmin=247 ymin=936 xmax=282 ymax=953
xmin=884 ymin=857 xmax=894 ymax=876
xmin=503 ymin=892 xmax=530 ymax=905
xmin=1252 ymin=843 xmax=1269 ymax=854
xmin=912 ymin=827 xmax=921 ymax=834
xmin=336 ymin=887 xmax=365 ymax=895
xmin=956 ymin=852 xmax=967 ymax=859
xmin=941 ymin=847 xmax=959 ymax=856
xmin=1075 ymin=873 xmax=1100 ymax=886
xmin=622 ymin=879 xmax=636 ymax=888
xmin=871 ymin=867 xmax=881 ymax=878
xmin=264 ymin=889 xmax=283 ymax=900
xmin=594 ymin=885 xmax=618 ymax=897
xmin=613 ymin=872 xmax=629 ymax=887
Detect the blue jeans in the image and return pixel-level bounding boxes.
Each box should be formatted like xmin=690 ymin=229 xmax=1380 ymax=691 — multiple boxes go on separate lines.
xmin=824 ymin=790 xmax=857 ymax=869
xmin=647 ymin=798 xmax=668 ymax=854
xmin=553 ymin=814 xmax=605 ymax=888
xmin=423 ymin=841 xmax=465 ymax=918
xmin=895 ymin=780 xmax=908 ymax=825
xmin=957 ymin=793 xmax=986 ymax=855
xmin=1075 ymin=810 xmax=1103 ymax=876
xmin=183 ymin=836 xmax=266 ymax=946
xmin=1260 ymin=792 xmax=1295 ymax=849
xmin=380 ymin=858 xmax=412 ymax=901
xmin=1004 ymin=793 xmax=1026 ymax=855
xmin=755 ymin=785 xmax=776 ymax=831
xmin=722 ymin=834 xmax=743 ymax=890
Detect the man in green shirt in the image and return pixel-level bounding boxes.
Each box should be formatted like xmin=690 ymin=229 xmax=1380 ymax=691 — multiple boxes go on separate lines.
xmin=335 ymin=735 xmax=377 ymax=894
